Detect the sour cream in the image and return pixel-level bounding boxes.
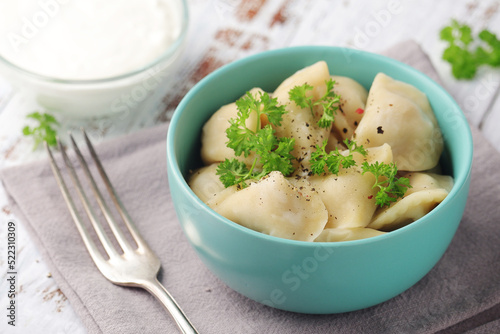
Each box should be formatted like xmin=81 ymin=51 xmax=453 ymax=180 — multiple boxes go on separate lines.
xmin=0 ymin=0 xmax=184 ymax=80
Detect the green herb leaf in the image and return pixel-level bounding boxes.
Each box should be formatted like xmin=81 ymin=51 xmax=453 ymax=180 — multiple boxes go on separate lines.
xmin=288 ymin=83 xmax=314 ymax=109
xmin=289 ymin=78 xmax=340 ymax=128
xmin=478 ymin=29 xmax=500 ymax=66
xmin=258 ymin=134 xmax=296 ymax=177
xmin=217 ymin=91 xmax=295 ymax=188
xmin=440 ymin=19 xmax=500 ymax=79
xmin=22 ymin=112 xmax=60 ymax=149
xmin=216 ymin=158 xmax=251 ymax=188
xmin=316 ymin=79 xmax=340 ymax=128
xmin=344 ymin=138 xmax=367 ymax=157
xmin=361 ymin=161 xmax=412 ymax=207
xmin=310 ymin=139 xmax=366 ymax=175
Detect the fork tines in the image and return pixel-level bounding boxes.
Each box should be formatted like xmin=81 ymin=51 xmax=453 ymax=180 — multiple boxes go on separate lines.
xmin=45 ymin=131 xmax=148 ymax=261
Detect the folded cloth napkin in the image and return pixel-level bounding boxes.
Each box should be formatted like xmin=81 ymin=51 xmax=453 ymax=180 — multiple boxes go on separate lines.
xmin=2 ymin=40 xmax=500 ymax=334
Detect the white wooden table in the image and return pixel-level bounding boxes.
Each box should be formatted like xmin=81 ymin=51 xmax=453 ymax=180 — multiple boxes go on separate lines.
xmin=1 ymin=0 xmax=499 ymax=333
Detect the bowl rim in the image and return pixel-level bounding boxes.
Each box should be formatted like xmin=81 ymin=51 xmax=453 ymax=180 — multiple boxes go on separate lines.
xmin=0 ymin=0 xmax=189 ymax=85
xmin=167 ymin=45 xmax=473 ymax=248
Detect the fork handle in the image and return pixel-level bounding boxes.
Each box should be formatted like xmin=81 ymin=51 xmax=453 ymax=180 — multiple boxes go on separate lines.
xmin=142 ymin=278 xmax=199 ymax=334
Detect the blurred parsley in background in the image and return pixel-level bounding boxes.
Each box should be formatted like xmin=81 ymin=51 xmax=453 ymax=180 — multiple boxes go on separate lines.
xmin=440 ymin=19 xmax=500 ymax=79
xmin=22 ymin=112 xmax=59 ymax=149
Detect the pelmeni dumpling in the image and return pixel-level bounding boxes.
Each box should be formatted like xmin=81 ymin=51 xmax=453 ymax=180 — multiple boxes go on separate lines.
xmin=368 ymin=172 xmax=454 ymax=231
xmin=271 ymin=61 xmax=332 ymax=174
xmin=330 ymin=75 xmax=368 ymax=142
xmin=201 ymin=88 xmax=264 ymax=165
xmin=308 ymin=143 xmax=393 ymax=229
xmin=274 ymin=61 xmax=330 ymax=100
xmin=315 ymin=227 xmax=386 ymax=242
xmin=188 ymin=163 xmax=240 ymax=208
xmin=188 ymin=163 xmax=225 ymax=203
xmin=354 ymin=73 xmax=443 ymax=171
xmin=209 ymin=171 xmax=328 ymax=241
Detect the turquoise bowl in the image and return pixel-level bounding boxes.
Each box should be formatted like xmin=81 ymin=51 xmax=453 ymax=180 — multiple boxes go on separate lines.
xmin=166 ymin=46 xmax=472 ymax=314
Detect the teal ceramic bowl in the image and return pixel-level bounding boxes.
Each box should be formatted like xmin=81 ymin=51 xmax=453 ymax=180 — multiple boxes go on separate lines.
xmin=166 ymin=46 xmax=473 ymax=314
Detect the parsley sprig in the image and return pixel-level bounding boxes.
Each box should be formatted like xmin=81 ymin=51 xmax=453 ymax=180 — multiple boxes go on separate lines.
xmin=310 ymin=139 xmax=411 ymax=207
xmin=22 ymin=112 xmax=59 ymax=149
xmin=216 ymin=91 xmax=295 ymax=188
xmin=310 ymin=139 xmax=367 ymax=175
xmin=289 ymin=78 xmax=340 ymax=128
xmin=440 ymin=19 xmax=500 ymax=79
xmin=361 ymin=161 xmax=412 ymax=207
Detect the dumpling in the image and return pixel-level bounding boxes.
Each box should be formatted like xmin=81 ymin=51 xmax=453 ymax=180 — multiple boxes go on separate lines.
xmin=271 ymin=61 xmax=332 ymax=175
xmin=367 ymin=172 xmax=454 ymax=231
xmin=274 ymin=61 xmax=331 ymax=100
xmin=188 ymin=163 xmax=240 ymax=208
xmin=209 ymin=171 xmax=328 ymax=241
xmin=308 ymin=144 xmax=393 ymax=229
xmin=187 ymin=163 xmax=225 ymax=203
xmin=354 ymin=73 xmax=443 ymax=171
xmin=315 ymin=227 xmax=385 ymax=242
xmin=329 ymin=75 xmax=368 ymax=142
xmin=201 ymin=88 xmax=264 ymax=165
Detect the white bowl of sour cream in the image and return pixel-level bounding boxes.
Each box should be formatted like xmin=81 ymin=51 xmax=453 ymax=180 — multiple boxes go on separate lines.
xmin=0 ymin=0 xmax=188 ymax=117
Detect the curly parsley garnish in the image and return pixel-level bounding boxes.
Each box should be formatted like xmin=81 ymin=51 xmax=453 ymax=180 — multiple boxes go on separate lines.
xmin=310 ymin=139 xmax=411 ymax=207
xmin=310 ymin=139 xmax=367 ymax=175
xmin=289 ymin=78 xmax=340 ymax=128
xmin=22 ymin=112 xmax=59 ymax=149
xmin=361 ymin=161 xmax=412 ymax=207
xmin=216 ymin=91 xmax=296 ymax=188
xmin=440 ymin=19 xmax=500 ymax=79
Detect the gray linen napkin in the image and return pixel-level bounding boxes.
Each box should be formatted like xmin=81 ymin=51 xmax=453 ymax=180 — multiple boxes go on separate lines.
xmin=2 ymin=41 xmax=500 ymax=334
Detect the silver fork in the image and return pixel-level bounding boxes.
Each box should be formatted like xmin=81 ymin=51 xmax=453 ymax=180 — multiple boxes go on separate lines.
xmin=45 ymin=131 xmax=199 ymax=334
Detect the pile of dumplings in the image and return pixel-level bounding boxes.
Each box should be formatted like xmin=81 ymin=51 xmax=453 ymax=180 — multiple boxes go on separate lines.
xmin=189 ymin=61 xmax=453 ymax=242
